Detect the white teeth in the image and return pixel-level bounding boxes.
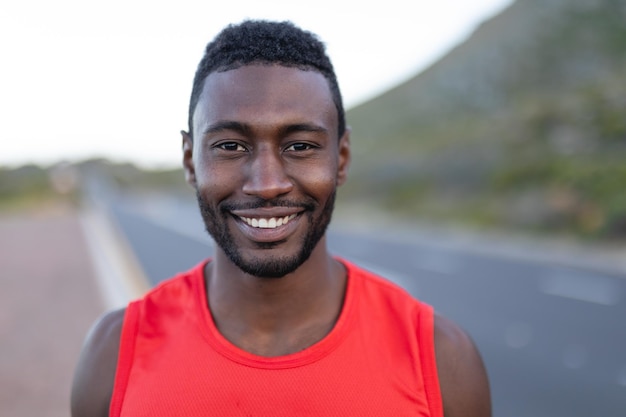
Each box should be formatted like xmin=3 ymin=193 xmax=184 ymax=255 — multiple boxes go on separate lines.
xmin=240 ymin=214 xmax=297 ymax=229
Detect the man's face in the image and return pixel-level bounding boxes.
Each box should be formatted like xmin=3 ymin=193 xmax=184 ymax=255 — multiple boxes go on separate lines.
xmin=184 ymin=65 xmax=350 ymax=278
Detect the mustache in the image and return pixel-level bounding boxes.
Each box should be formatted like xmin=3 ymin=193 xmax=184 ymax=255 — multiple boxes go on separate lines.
xmin=219 ymin=198 xmax=316 ymax=212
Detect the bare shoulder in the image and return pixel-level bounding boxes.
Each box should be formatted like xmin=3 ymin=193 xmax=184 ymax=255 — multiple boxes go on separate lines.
xmin=434 ymin=313 xmax=491 ymax=417
xmin=71 ymin=308 xmax=126 ymax=417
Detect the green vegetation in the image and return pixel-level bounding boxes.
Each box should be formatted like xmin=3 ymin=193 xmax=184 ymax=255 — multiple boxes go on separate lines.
xmin=0 ymin=159 xmax=186 ymax=213
xmin=0 ymin=164 xmax=72 ymax=211
xmin=344 ymin=0 xmax=626 ymax=240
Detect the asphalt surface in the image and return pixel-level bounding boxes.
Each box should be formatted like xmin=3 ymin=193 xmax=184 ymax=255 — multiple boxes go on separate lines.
xmin=0 ymin=208 xmax=104 ymax=417
xmin=106 ymin=193 xmax=626 ymax=417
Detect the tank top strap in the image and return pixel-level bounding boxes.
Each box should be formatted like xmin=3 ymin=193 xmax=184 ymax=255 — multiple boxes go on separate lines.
xmin=110 ymin=301 xmax=141 ymax=417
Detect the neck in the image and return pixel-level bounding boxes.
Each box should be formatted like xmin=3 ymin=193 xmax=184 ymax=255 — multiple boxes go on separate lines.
xmin=205 ymin=237 xmax=347 ymax=356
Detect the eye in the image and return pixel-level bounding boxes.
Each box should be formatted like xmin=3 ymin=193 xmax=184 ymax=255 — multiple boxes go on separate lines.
xmin=216 ymin=142 xmax=247 ymax=152
xmin=284 ymin=142 xmax=315 ymax=152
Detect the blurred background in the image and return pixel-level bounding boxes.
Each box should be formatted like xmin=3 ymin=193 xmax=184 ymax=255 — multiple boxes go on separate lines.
xmin=1 ymin=0 xmax=626 ymax=416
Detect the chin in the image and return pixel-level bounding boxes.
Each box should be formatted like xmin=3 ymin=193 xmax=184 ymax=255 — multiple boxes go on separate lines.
xmin=225 ymin=236 xmax=319 ymax=278
xmin=232 ymin=254 xmax=305 ymax=278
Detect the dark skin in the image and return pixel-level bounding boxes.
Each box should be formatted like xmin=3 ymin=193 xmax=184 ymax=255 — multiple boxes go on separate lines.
xmin=71 ymin=65 xmax=491 ymax=417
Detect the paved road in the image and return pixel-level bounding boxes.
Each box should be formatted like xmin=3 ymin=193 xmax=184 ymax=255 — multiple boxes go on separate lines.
xmin=0 ymin=208 xmax=104 ymax=417
xmin=108 ymin=193 xmax=626 ymax=417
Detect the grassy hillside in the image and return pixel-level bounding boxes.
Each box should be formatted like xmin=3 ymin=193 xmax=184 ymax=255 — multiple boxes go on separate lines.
xmin=0 ymin=164 xmax=73 ymax=211
xmin=344 ymin=0 xmax=626 ymax=239
xmin=0 ymin=160 xmax=188 ymax=212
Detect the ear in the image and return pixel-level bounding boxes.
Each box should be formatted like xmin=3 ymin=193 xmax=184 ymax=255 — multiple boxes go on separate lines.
xmin=181 ymin=131 xmax=197 ymax=188
xmin=336 ymin=126 xmax=351 ymax=186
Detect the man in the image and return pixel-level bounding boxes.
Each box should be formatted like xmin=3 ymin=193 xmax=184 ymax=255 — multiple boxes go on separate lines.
xmin=72 ymin=20 xmax=490 ymax=417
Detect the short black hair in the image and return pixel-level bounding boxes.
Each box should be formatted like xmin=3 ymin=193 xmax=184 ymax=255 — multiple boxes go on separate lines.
xmin=187 ymin=20 xmax=345 ymax=139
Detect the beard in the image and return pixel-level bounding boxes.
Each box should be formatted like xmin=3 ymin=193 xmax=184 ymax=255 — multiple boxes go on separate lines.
xmin=196 ymin=190 xmax=335 ymax=278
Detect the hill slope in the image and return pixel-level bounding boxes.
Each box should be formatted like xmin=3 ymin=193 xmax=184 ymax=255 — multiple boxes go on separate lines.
xmin=345 ymin=0 xmax=626 ymax=239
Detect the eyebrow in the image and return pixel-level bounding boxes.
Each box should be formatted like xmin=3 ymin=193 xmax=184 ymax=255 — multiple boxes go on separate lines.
xmin=281 ymin=123 xmax=328 ymax=136
xmin=203 ymin=121 xmax=251 ymax=136
xmin=203 ymin=121 xmax=328 ymax=137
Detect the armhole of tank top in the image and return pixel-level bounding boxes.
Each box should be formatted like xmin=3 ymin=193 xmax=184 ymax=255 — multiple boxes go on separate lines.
xmin=109 ymin=301 xmax=140 ymax=417
xmin=418 ymin=304 xmax=444 ymax=417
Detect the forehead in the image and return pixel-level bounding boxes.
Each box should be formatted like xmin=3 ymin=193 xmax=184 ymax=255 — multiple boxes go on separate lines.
xmin=193 ymin=65 xmax=337 ymax=135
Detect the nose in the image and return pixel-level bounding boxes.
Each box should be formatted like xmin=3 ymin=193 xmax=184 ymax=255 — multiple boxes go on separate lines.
xmin=242 ymin=147 xmax=293 ymax=200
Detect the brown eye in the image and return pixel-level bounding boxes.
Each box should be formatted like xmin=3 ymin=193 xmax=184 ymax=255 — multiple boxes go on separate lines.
xmin=285 ymin=143 xmax=314 ymax=152
xmin=218 ymin=142 xmax=246 ymax=152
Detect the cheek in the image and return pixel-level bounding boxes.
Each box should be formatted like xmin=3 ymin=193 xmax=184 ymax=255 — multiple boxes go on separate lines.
xmin=292 ymin=161 xmax=338 ymax=197
xmin=195 ymin=160 xmax=243 ymax=199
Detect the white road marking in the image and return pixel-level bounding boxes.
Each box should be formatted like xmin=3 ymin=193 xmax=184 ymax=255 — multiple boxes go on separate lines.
xmin=539 ymin=271 xmax=621 ymax=306
xmin=80 ymin=208 xmax=149 ymax=310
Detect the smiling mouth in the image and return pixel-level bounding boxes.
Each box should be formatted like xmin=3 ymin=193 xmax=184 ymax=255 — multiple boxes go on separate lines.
xmin=237 ymin=214 xmax=298 ymax=229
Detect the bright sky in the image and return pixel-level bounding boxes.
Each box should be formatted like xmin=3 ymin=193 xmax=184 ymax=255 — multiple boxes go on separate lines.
xmin=0 ymin=0 xmax=513 ymax=168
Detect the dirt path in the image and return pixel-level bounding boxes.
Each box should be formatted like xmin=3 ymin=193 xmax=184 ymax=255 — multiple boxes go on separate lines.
xmin=0 ymin=207 xmax=104 ymax=417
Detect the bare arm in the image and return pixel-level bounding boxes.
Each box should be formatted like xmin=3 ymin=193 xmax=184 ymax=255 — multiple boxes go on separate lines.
xmin=434 ymin=314 xmax=491 ymax=417
xmin=71 ymin=308 xmax=125 ymax=417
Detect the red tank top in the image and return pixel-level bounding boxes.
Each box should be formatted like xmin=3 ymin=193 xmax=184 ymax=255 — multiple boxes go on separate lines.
xmin=111 ymin=259 xmax=443 ymax=417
